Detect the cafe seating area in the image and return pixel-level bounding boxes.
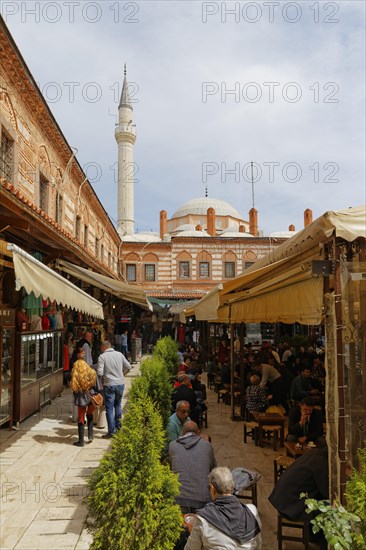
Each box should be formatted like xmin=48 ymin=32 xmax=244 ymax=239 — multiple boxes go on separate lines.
xmin=201 ymin=371 xmax=325 ymax=549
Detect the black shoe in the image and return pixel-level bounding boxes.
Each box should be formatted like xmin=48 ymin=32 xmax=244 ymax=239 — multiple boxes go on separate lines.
xmin=73 ymin=422 xmax=85 ymax=446
xmin=102 ymin=433 xmax=113 ymax=439
xmin=87 ymin=415 xmax=94 ymax=442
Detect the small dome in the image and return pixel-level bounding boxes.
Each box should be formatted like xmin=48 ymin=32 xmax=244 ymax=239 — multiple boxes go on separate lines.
xmin=173 ymin=224 xmax=196 ymax=232
xmin=175 ymin=230 xmax=210 ymax=237
xmin=121 ymin=232 xmax=161 ymax=243
xmin=220 ymin=231 xmax=253 ymax=238
xmin=269 ymin=231 xmax=297 ymax=238
xmin=172 ymin=197 xmax=241 ymax=219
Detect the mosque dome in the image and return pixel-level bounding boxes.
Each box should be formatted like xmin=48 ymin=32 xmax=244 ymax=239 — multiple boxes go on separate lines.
xmin=173 ymin=224 xmax=196 ymax=232
xmin=121 ymin=231 xmax=161 ymax=243
xmin=269 ymin=231 xmax=298 ymax=238
xmin=172 ymin=197 xmax=242 ymax=219
xmin=175 ymin=229 xmax=210 ymax=237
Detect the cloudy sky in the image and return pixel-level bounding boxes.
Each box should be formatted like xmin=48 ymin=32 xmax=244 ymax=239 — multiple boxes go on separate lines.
xmin=2 ymin=0 xmax=365 ymax=235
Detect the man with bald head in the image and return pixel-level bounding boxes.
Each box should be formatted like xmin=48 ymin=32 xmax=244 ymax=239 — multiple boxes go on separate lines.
xmin=171 ymin=373 xmax=199 ymax=423
xmin=166 ymin=400 xmax=191 ymax=444
xmin=169 ymin=420 xmax=217 ymax=513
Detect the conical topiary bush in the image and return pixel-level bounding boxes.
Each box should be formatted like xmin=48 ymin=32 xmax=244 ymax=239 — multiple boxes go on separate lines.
xmin=87 ymin=393 xmax=182 ymax=549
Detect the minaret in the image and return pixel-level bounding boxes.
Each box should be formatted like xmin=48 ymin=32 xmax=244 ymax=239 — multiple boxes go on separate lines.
xmin=115 ymin=64 xmax=137 ymax=235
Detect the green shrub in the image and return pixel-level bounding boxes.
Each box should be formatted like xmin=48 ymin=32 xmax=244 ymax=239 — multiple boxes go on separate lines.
xmin=130 ymin=355 xmax=172 ymax=430
xmin=302 ymin=494 xmax=360 ymax=550
xmin=87 ymin=394 xmax=182 ymax=549
xmin=153 ymin=336 xmax=180 ymax=379
xmin=345 ymin=446 xmax=366 ymax=549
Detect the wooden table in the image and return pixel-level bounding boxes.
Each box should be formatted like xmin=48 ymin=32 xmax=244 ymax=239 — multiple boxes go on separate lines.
xmin=284 ymin=441 xmax=316 ymax=458
xmin=251 ymin=412 xmax=286 ymax=447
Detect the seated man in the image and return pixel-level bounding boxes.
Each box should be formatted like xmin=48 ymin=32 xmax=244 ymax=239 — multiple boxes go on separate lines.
xmin=290 ymin=365 xmax=320 ymax=403
xmin=169 ymin=421 xmax=216 ymax=513
xmin=171 ymin=374 xmax=199 ymax=423
xmin=184 ymin=466 xmax=261 ymax=549
xmin=245 ymin=374 xmax=270 ymax=417
xmin=286 ymin=396 xmax=325 ymax=446
xmin=269 ymin=446 xmax=328 ymax=547
xmin=166 ymin=400 xmax=191 ymax=444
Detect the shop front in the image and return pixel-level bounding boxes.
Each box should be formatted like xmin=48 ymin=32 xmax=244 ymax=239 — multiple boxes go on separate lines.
xmin=0 ymin=242 xmax=104 ymax=427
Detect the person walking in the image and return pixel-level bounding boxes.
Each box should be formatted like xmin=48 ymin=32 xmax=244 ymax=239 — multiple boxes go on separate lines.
xmin=120 ymin=329 xmax=128 ymax=358
xmin=97 ymin=340 xmax=131 ymax=438
xmin=70 ymin=347 xmax=97 ymax=447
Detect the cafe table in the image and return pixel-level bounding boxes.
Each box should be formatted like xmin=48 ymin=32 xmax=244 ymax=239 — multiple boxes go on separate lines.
xmin=251 ymin=411 xmax=286 ymax=448
xmin=285 ymin=441 xmax=317 ymax=458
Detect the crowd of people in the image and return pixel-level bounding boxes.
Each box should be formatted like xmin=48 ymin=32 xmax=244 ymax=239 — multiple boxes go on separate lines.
xmin=68 ymin=331 xmax=329 ymax=547
xmin=166 ymin=337 xmax=329 ymax=549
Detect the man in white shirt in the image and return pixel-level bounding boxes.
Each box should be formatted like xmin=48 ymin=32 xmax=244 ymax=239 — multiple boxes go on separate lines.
xmin=97 ymin=340 xmax=131 ymax=438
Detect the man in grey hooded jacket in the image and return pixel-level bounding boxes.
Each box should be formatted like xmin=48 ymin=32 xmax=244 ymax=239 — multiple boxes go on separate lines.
xmin=169 ymin=421 xmax=216 ymax=512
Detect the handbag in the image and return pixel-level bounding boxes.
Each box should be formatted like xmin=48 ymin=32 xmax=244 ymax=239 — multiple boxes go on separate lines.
xmin=86 ymin=389 xmax=104 ymax=408
xmin=91 ymin=393 xmax=103 ymax=408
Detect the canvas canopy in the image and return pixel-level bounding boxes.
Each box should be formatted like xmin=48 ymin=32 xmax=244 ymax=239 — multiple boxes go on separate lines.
xmin=8 ymin=244 xmax=104 ymax=319
xmin=56 ymin=260 xmax=150 ymax=310
xmin=191 ymin=206 xmax=366 ymax=324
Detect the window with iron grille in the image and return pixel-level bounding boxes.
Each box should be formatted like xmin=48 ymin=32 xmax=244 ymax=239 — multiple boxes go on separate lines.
xmin=144 ymin=264 xmax=156 ymax=281
xmin=127 ymin=264 xmax=136 ymax=281
xmin=39 ymin=174 xmax=49 ymax=213
xmin=101 ymin=244 xmax=104 ymax=262
xmin=0 ymin=132 xmax=13 ymax=181
xmin=224 ymin=261 xmax=236 ymax=278
xmin=244 ymin=261 xmax=254 ymax=270
xmin=199 ymin=262 xmax=210 ymax=278
xmin=179 ymin=261 xmax=190 ymax=278
xmin=75 ymin=216 xmax=81 ymax=240
xmin=55 ymin=192 xmax=63 ymax=225
xmin=95 ymin=239 xmax=99 ymax=258
xmin=108 ymin=252 xmax=111 ymax=268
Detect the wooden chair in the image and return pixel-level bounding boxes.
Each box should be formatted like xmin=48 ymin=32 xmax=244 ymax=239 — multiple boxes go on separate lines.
xmin=260 ymin=424 xmax=282 ymax=451
xmin=199 ymin=408 xmax=208 ymax=428
xmin=273 ymin=455 xmax=295 ymax=484
xmin=236 ymin=483 xmax=258 ymax=507
xmin=217 ymin=388 xmax=229 ymax=404
xmin=243 ymin=421 xmax=259 ymax=445
xmin=277 ymin=514 xmax=310 ymax=549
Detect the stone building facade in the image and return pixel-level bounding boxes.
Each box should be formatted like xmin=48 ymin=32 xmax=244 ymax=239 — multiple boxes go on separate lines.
xmin=0 ymin=17 xmax=120 ymax=275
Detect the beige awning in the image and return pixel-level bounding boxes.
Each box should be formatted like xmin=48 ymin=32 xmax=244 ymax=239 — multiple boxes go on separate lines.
xmin=192 ymin=284 xmax=223 ymax=321
xmin=8 ymin=244 xmax=104 ymax=319
xmin=56 ymin=260 xmax=150 ymax=309
xmin=191 ymin=205 xmax=366 ymax=324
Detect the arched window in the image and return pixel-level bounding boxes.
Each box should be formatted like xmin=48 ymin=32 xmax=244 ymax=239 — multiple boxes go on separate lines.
xmin=223 ymin=251 xmax=237 ymax=279
xmin=176 ymin=251 xmax=192 ymax=279
xmin=197 ymin=250 xmax=212 ymax=279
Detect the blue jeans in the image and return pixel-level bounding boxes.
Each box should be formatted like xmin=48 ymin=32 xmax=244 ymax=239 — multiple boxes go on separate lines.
xmin=104 ymin=384 xmax=124 ymax=435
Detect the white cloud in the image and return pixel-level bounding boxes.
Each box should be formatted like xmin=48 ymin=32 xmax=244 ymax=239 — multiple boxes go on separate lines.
xmin=2 ymin=0 xmax=365 ymax=235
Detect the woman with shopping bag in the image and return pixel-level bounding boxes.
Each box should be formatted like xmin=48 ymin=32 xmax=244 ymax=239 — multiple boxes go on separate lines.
xmin=70 ymin=347 xmax=97 ymax=447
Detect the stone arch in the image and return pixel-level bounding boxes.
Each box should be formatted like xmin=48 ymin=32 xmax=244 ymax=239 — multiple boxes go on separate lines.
xmin=176 ymin=250 xmax=192 ymax=261
xmin=81 ymin=203 xmax=90 ymax=225
xmin=224 ymin=250 xmax=237 ymax=261
xmin=0 ymin=91 xmax=17 ymax=131
xmin=196 ymin=250 xmax=212 ymax=262
xmin=38 ymin=145 xmax=52 ymax=178
xmin=125 ymin=252 xmax=140 ymax=262
xmin=243 ymin=250 xmax=257 ymax=261
xmin=143 ymin=252 xmax=159 ymax=262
